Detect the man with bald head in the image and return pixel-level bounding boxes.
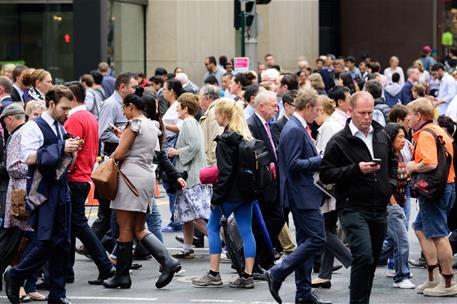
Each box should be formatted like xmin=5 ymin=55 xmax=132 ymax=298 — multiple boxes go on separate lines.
xmin=319 ymin=91 xmax=394 ymax=304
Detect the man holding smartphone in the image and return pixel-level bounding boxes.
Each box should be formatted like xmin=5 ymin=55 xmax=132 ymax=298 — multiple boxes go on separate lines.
xmin=319 ymin=91 xmax=395 ymax=304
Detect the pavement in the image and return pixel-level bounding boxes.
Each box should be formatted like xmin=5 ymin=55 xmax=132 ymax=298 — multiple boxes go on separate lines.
xmin=1 ymin=195 xmax=457 ymax=304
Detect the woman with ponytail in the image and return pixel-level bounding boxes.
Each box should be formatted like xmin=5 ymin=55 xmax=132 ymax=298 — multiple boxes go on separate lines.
xmin=192 ymin=98 xmax=257 ymax=289
xmin=102 ymin=88 xmax=185 ymax=290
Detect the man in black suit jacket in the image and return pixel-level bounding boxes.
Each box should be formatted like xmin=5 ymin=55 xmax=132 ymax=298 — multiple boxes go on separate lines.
xmin=271 ymin=90 xmax=298 ymax=146
xmin=10 ymin=65 xmax=28 ymax=103
xmin=247 ymin=90 xmax=284 ymax=270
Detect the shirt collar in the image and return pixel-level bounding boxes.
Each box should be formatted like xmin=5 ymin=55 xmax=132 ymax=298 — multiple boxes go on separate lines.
xmin=0 ymin=95 xmax=11 ymax=102
xmin=113 ymin=91 xmax=123 ymax=104
xmin=41 ymin=111 xmax=56 ymax=127
xmin=13 ymin=84 xmax=23 ymax=94
xmin=69 ymin=104 xmax=87 ymax=116
xmin=293 ymin=112 xmax=308 ymax=129
xmin=349 ymin=120 xmax=373 ymax=137
xmin=255 ymin=112 xmax=268 ymax=126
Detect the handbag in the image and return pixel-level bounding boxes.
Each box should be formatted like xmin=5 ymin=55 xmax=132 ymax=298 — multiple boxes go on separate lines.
xmin=91 ymin=158 xmax=140 ymax=201
xmin=410 ymin=128 xmax=452 ymax=201
xmin=10 ymin=189 xmax=27 ymax=220
xmin=199 ymin=165 xmax=219 ymax=184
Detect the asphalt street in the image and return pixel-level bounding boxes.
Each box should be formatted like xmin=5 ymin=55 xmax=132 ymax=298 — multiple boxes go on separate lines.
xmin=1 ymin=196 xmax=457 ymax=304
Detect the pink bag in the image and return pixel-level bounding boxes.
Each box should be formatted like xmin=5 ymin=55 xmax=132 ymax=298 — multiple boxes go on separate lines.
xmin=199 ymin=165 xmax=219 ymax=184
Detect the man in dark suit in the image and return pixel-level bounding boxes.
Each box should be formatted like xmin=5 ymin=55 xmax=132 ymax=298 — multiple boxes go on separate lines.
xmin=10 ymin=65 xmax=28 ymax=103
xmin=246 ymin=90 xmax=284 ymax=270
xmin=271 ymin=89 xmax=298 ymax=146
xmin=266 ymin=89 xmax=330 ymax=304
xmin=4 ymin=86 xmax=81 ymax=304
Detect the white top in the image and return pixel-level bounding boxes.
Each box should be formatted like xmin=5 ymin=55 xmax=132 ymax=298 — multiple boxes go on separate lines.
xmin=437 ymin=72 xmax=457 ymax=116
xmin=162 ymin=101 xmax=183 ymax=139
xmin=316 ymin=108 xmax=349 ymax=152
xmin=20 ymin=111 xmax=65 ymax=162
xmin=349 ymin=120 xmax=374 ymax=158
xmin=383 ymin=67 xmax=405 ymax=85
xmin=69 ymin=104 xmax=86 ymax=116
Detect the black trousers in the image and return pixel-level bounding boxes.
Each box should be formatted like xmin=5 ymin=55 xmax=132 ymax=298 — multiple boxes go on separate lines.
xmin=252 ymin=200 xmax=284 ymax=269
xmin=339 ymin=208 xmax=387 ymax=304
xmin=68 ymin=182 xmax=112 ymax=277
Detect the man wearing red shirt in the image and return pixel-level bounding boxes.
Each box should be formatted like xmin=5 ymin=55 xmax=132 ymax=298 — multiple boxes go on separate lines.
xmin=64 ymin=82 xmax=114 ymax=285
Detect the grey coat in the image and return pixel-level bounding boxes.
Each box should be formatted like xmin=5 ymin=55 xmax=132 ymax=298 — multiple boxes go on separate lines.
xmin=175 ymin=118 xmax=207 ymax=186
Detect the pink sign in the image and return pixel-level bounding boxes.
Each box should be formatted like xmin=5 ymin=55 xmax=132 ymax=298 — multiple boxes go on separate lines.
xmin=234 ymin=57 xmax=250 ymax=73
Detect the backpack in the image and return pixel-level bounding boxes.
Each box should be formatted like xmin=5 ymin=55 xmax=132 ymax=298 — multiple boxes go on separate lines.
xmin=237 ymin=138 xmax=273 ymax=200
xmin=410 ymin=128 xmax=452 ymax=201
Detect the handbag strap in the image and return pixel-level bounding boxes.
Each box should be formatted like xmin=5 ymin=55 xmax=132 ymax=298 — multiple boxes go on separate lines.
xmin=113 ymin=161 xmax=140 ymax=197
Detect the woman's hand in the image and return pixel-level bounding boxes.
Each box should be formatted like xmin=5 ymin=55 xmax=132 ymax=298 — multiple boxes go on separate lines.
xmin=167 ymin=147 xmax=178 ymax=157
xmin=177 ymin=177 xmax=186 ymax=189
xmin=110 ymin=123 xmax=123 ymax=138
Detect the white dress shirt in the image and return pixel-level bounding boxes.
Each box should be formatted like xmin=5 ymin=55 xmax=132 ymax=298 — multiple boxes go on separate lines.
xmin=349 ymin=120 xmax=374 ymax=158
xmin=437 ymin=72 xmax=457 ymax=115
xmin=292 ymin=112 xmax=308 ymax=129
xmin=13 ymin=84 xmax=24 ymax=102
xmin=20 ymin=111 xmax=65 ymax=162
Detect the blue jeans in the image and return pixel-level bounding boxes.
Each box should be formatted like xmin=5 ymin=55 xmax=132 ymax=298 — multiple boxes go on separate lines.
xmin=414 ymin=183 xmax=456 ymax=238
xmin=382 ymin=204 xmax=411 ymax=282
xmin=146 ymin=199 xmax=163 ymax=242
xmin=207 ymin=202 xmax=256 ymax=258
xmin=22 ymin=231 xmax=38 ymax=294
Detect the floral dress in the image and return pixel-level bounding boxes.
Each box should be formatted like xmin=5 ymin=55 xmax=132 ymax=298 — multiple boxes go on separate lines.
xmin=4 ymin=126 xmax=31 ymax=231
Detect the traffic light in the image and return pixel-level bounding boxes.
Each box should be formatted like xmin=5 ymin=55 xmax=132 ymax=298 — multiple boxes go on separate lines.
xmin=245 ymin=0 xmax=255 ymax=27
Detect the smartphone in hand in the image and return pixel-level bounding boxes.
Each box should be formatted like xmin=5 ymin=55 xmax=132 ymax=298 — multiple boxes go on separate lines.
xmin=372 ymin=158 xmax=382 ymax=166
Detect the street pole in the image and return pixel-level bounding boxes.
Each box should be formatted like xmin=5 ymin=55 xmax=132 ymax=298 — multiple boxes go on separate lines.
xmin=244 ymin=1 xmax=257 ymax=71
xmin=240 ymin=10 xmax=246 ymax=57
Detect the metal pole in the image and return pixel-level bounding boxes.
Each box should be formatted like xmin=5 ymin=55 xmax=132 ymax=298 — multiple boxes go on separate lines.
xmin=240 ymin=11 xmax=245 ymax=57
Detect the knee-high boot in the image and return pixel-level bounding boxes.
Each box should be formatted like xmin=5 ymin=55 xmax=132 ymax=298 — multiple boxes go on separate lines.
xmin=140 ymin=233 xmax=181 ymax=288
xmin=102 ymin=241 xmax=132 ymax=289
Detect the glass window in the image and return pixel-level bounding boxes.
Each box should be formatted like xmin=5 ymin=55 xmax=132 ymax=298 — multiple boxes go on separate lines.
xmin=0 ymin=3 xmax=73 ymax=82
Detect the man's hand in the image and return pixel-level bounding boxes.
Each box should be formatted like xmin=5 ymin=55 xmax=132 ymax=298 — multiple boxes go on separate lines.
xmin=64 ymin=138 xmax=80 ymax=153
xmin=359 ymin=161 xmax=380 ymax=174
xmin=406 ymin=161 xmax=416 ymax=174
xmin=389 ymin=195 xmax=398 ymax=206
xmin=167 ymin=147 xmax=178 ymax=157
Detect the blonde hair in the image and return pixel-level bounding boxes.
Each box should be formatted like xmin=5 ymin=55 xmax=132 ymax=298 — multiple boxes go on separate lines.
xmin=309 ymin=73 xmax=325 ymax=91
xmin=407 ymin=97 xmax=434 ymax=120
xmin=413 ymin=60 xmax=425 ymax=73
xmin=25 ymin=100 xmax=46 ymax=117
xmin=319 ymin=95 xmax=336 ymax=115
xmin=214 ymin=98 xmax=253 ymax=141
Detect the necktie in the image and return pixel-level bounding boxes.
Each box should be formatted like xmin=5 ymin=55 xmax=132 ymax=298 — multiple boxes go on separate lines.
xmin=54 ymin=121 xmax=62 ymax=140
xmin=264 ymin=122 xmax=277 ymax=160
xmin=305 ymin=125 xmax=313 ymax=138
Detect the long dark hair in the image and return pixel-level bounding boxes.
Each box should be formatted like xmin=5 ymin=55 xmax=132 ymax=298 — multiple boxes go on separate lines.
xmin=384 ymin=122 xmax=407 ymax=153
xmin=142 ymin=91 xmax=165 ymax=147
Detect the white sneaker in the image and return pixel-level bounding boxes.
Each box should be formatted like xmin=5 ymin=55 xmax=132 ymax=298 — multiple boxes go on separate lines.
xmin=393 ymin=279 xmax=415 ymax=289
xmin=175 ymin=268 xmax=186 ymax=277
xmin=416 ymin=268 xmax=440 ymax=294
xmin=386 ymin=269 xmax=396 ymax=278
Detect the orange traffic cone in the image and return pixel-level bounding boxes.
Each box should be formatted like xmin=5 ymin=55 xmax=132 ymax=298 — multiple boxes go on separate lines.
xmin=155 ymin=178 xmax=163 ymax=198
xmin=86 ymin=182 xmax=99 ymax=206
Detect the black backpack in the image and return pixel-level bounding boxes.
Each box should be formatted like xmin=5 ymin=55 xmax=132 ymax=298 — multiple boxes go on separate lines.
xmin=237 ymin=138 xmax=273 ymax=200
xmin=411 ymin=128 xmax=452 ymax=201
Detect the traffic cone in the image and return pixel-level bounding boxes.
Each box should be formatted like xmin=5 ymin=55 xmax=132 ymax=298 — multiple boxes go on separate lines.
xmin=86 ymin=182 xmax=99 ymax=206
xmin=154 ymin=178 xmax=163 ymax=198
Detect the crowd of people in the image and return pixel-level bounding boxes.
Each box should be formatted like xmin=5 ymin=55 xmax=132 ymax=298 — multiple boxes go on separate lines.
xmin=0 ymin=47 xmax=456 ymax=304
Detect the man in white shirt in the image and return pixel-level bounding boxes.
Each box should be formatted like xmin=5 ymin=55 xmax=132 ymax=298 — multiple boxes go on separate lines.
xmin=431 ymin=63 xmax=457 ymax=115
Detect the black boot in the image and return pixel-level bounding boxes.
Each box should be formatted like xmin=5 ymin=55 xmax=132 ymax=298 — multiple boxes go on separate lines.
xmin=102 ymin=241 xmax=132 ymax=289
xmin=4 ymin=271 xmax=21 ymax=304
xmin=140 ymin=233 xmax=181 ymax=288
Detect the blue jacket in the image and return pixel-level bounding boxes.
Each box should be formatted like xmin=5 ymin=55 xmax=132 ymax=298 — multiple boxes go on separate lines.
xmin=278 ymin=115 xmax=322 ymax=210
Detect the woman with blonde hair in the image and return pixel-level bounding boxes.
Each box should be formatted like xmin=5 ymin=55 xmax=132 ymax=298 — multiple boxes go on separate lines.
xmin=25 ymin=100 xmax=46 ymax=120
xmin=309 ymin=73 xmax=327 ymax=95
xmin=22 ymin=69 xmax=53 ymax=102
xmin=192 ymin=98 xmax=257 ymax=289
xmin=413 ymin=60 xmax=431 ymax=88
